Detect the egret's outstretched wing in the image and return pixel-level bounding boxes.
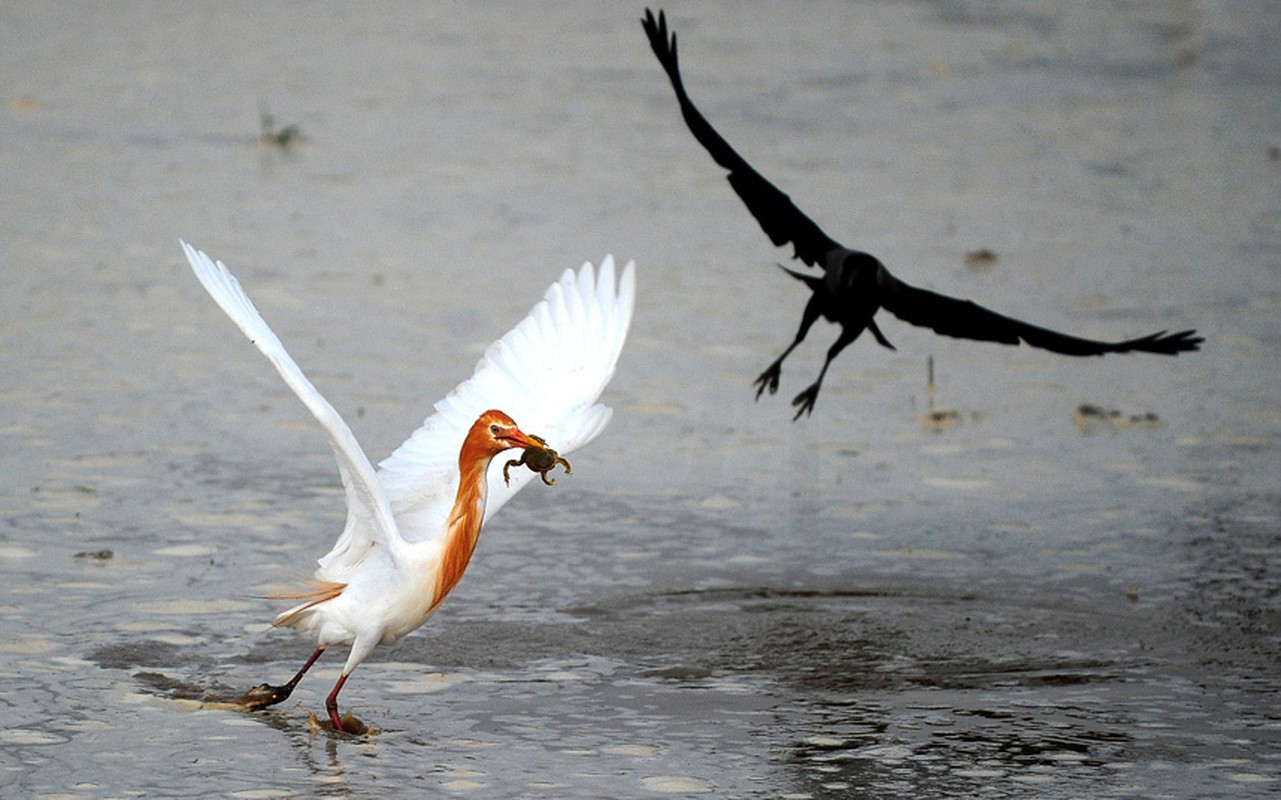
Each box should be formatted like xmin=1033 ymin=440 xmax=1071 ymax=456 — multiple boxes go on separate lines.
xmin=180 ymin=241 xmax=404 ymax=570
xmin=378 ymin=256 xmax=636 ymax=543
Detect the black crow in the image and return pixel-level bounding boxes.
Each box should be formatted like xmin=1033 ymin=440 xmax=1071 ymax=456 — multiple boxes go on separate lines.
xmin=642 ymin=9 xmax=1201 ymax=419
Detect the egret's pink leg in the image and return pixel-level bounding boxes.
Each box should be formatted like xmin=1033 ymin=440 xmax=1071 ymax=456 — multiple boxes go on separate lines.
xmin=325 ymin=673 xmax=351 ymax=731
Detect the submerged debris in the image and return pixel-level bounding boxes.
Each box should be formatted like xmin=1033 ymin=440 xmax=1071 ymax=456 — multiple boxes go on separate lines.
xmin=964 ymin=248 xmax=999 ymax=269
xmin=258 ymin=106 xmax=304 ymax=149
xmin=921 ymin=407 xmax=982 ymax=432
xmin=922 ymin=408 xmax=962 ymax=432
xmin=921 ymin=354 xmax=977 ymax=431
xmin=73 ymin=549 xmax=114 ymax=562
xmin=1074 ymin=403 xmax=1162 ymax=431
xmin=10 ymin=95 xmax=40 ymax=112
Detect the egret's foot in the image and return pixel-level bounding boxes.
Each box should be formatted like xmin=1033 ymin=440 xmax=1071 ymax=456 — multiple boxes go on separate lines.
xmin=308 ymin=710 xmax=370 ymax=735
xmin=753 ymin=363 xmax=783 ymax=399
xmin=337 ymin=711 xmax=369 ymax=735
xmin=238 ymin=682 xmax=294 ymax=711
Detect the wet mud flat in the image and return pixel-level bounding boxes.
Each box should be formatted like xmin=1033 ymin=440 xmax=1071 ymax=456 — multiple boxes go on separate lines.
xmin=2 ymin=0 xmax=1280 ymax=798
xmin=65 ymin=562 xmax=1280 ymax=798
xmin=28 ymin=481 xmax=1273 ymax=799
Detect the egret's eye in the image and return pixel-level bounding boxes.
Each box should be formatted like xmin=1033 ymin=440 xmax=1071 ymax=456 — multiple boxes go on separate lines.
xmin=490 ymin=424 xmax=502 ymax=436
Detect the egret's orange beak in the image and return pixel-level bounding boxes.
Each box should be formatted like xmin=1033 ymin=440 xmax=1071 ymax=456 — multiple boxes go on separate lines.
xmin=497 ymin=427 xmax=543 ymax=451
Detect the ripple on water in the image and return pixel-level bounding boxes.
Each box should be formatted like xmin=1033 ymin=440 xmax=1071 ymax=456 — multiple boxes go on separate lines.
xmin=383 ymin=672 xmax=466 ymax=695
xmin=0 ymin=544 xmax=37 ymax=561
xmin=1231 ymin=773 xmax=1277 ymax=785
xmin=641 ymin=775 xmax=715 ymax=793
xmin=603 ymin=743 xmax=661 ymax=757
xmin=152 ymin=544 xmax=219 ymax=557
xmin=132 ymin=598 xmax=255 ymax=616
xmin=0 ymin=729 xmax=69 ymax=746
xmin=924 ymin=477 xmax=996 ymax=491
xmin=0 ymin=635 xmax=60 ymax=655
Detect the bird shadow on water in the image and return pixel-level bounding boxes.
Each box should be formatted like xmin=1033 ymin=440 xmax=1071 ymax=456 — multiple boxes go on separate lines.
xmin=122 ymin=665 xmax=372 ymax=795
xmin=87 ymin=638 xmax=378 ymax=739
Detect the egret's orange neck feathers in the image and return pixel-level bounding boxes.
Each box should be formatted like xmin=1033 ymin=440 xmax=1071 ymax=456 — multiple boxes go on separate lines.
xmin=429 ymin=410 xmax=527 ymax=612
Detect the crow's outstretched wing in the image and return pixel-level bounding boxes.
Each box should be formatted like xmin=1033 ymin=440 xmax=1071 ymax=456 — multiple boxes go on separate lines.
xmin=642 ymin=9 xmax=839 ymax=268
xmin=643 ymin=9 xmax=1203 ymax=362
xmin=879 ymin=271 xmax=1203 ymax=355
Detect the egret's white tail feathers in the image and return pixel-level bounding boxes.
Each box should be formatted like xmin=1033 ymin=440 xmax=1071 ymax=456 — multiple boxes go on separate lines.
xmin=378 ymin=256 xmax=636 ymax=542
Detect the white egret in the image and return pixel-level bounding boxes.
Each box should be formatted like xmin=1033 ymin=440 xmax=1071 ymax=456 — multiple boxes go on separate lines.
xmin=180 ymin=241 xmax=635 ymax=732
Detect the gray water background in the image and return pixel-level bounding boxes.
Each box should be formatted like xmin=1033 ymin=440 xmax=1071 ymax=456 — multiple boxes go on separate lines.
xmin=1 ymin=1 xmax=1278 ymax=797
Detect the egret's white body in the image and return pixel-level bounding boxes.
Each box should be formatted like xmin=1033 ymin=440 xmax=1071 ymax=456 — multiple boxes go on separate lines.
xmin=180 ymin=241 xmax=635 ymax=730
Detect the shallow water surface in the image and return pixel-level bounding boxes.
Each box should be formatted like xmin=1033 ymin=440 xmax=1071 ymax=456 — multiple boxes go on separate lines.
xmin=2 ymin=1 xmax=1279 ymax=798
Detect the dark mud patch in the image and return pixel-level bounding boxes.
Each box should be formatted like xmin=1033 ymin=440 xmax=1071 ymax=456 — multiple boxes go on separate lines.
xmin=559 ymin=583 xmax=1145 ymax=695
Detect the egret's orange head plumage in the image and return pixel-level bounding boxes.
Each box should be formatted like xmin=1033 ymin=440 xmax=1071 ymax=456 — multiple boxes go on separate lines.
xmin=463 ymin=409 xmax=540 ymax=460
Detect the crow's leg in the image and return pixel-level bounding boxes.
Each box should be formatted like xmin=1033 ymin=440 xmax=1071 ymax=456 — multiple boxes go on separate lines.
xmin=755 ymin=295 xmax=824 ymax=399
xmin=790 ymin=325 xmax=862 ymax=420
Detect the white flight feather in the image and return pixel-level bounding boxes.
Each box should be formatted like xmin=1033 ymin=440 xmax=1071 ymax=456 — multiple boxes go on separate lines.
xmin=377 ymin=256 xmax=636 ymax=548
xmin=180 ymin=240 xmax=407 ymax=568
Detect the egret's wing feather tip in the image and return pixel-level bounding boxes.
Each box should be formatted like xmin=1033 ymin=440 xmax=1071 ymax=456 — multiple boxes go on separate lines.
xmin=380 ymin=255 xmax=636 ymax=534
